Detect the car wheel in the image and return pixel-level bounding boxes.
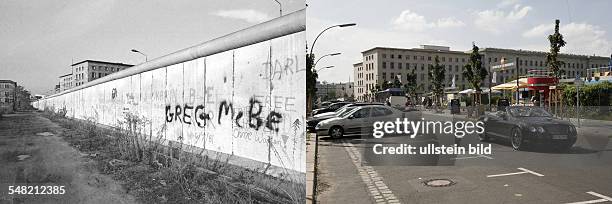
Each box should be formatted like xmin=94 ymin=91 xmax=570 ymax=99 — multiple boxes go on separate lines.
xmin=329 ymin=126 xmax=344 ymax=139
xmin=511 ymin=128 xmax=525 ymax=150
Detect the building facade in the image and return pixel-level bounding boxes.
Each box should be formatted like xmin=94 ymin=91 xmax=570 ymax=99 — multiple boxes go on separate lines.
xmin=68 ymin=60 xmax=133 ymax=88
xmin=353 ymin=45 xmax=611 ymax=102
xmin=0 ymin=80 xmax=17 ymax=113
xmin=59 ymin=73 xmax=73 ymax=92
xmin=316 ymin=81 xmax=354 ymax=101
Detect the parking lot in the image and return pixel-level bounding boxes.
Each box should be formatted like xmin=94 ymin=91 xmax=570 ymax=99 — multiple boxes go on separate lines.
xmin=314 ymin=111 xmax=612 ymax=204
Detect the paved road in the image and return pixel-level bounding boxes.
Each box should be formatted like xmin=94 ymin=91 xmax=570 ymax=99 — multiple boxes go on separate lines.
xmin=316 ymin=112 xmax=612 ymax=204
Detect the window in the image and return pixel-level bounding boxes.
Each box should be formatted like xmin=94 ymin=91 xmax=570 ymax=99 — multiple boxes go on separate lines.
xmin=391 ymin=54 xmax=394 ymax=59
xmin=372 ymin=107 xmax=393 ymax=117
xmin=382 ymin=62 xmax=387 ymax=69
xmin=398 ymin=63 xmax=402 ymax=69
xmin=352 ymin=108 xmax=371 ymax=118
xmin=382 ymin=54 xmax=387 ymax=58
xmin=398 ymin=55 xmax=402 ymax=59
xmin=428 ymin=56 xmax=432 ymax=61
xmin=390 ymin=62 xmax=394 ymax=69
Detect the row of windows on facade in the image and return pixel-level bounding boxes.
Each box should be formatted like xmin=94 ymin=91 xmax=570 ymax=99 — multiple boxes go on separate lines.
xmin=378 ymin=60 xmax=600 ymax=71
xmin=75 ymin=66 xmax=125 ymax=72
xmin=2 ymin=84 xmax=13 ymax=88
xmin=0 ymin=98 xmax=13 ymax=103
xmin=369 ymin=53 xmax=469 ymax=63
xmin=373 ymin=53 xmax=607 ymax=68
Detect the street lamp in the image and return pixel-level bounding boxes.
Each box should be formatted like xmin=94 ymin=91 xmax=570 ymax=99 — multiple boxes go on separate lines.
xmin=309 ymin=23 xmax=356 ymax=56
xmin=316 ymin=65 xmax=334 ymax=72
xmin=314 ymin=52 xmax=341 ymax=69
xmin=273 ymin=0 xmax=282 ymax=16
xmin=309 ymin=23 xmax=354 ymax=204
xmin=131 ymin=49 xmax=148 ymax=62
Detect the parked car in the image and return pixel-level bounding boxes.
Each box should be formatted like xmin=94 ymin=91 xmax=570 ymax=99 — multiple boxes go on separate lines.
xmin=479 ymin=106 xmax=577 ymax=151
xmin=307 ymin=103 xmax=383 ymax=131
xmin=315 ymin=105 xmax=421 ymax=139
xmin=311 ymin=102 xmax=351 ymax=116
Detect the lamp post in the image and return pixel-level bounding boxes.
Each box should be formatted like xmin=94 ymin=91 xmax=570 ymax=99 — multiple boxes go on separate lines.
xmin=309 ymin=23 xmax=354 ymax=204
xmin=314 ymin=53 xmax=341 ymax=69
xmin=309 ymin=23 xmax=356 ymax=57
xmin=273 ymin=0 xmax=282 ymax=16
xmin=131 ymin=49 xmax=148 ymax=62
xmin=316 ymin=65 xmax=334 ymax=72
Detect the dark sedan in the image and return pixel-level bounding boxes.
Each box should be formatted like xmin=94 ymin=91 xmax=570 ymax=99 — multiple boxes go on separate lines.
xmin=479 ymin=106 xmax=577 ymax=151
xmin=311 ymin=102 xmax=351 ymax=116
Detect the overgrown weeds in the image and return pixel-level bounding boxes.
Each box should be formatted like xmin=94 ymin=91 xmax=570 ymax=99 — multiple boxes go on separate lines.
xmin=40 ymin=109 xmax=304 ymax=203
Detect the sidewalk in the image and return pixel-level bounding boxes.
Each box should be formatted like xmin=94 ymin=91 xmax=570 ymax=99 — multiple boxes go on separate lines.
xmin=306 ymin=133 xmax=316 ymax=204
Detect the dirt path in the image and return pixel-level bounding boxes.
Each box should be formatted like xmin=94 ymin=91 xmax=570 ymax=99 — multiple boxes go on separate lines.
xmin=0 ymin=112 xmax=136 ymax=204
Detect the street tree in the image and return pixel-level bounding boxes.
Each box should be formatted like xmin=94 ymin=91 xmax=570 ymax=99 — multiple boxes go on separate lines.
xmin=403 ymin=69 xmax=422 ymax=104
xmin=428 ymin=56 xmax=445 ymax=106
xmin=462 ymin=43 xmax=488 ymax=105
xmin=306 ymin=54 xmax=318 ymax=113
xmin=546 ymin=19 xmax=567 ymax=81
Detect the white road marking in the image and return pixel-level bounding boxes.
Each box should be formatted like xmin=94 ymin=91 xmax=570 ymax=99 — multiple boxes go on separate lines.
xmin=452 ymin=154 xmax=493 ymax=160
xmin=341 ymin=139 xmax=401 ymax=204
xmin=486 ymin=168 xmax=544 ymax=178
xmin=565 ymin=191 xmax=612 ymax=204
xmin=516 ymin=168 xmax=544 ymax=177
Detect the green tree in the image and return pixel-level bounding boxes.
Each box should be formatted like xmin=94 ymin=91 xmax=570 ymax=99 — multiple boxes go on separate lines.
xmin=546 ymin=19 xmax=567 ymax=80
xmin=306 ymin=54 xmax=318 ymax=113
xmin=402 ymin=69 xmax=423 ymax=104
xmin=463 ymin=43 xmax=488 ymax=105
xmin=428 ymin=56 xmax=445 ymax=106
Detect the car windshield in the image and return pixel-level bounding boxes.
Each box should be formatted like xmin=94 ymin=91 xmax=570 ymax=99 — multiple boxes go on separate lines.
xmin=338 ymin=107 xmax=358 ymax=117
xmin=508 ymin=107 xmax=553 ymax=117
xmin=334 ymin=104 xmax=352 ymax=114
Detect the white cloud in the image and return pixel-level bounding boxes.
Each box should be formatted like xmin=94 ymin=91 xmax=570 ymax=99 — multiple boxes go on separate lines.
xmin=522 ymin=24 xmax=552 ymax=38
xmin=392 ymin=10 xmax=465 ymax=31
xmin=473 ymin=4 xmax=532 ymax=34
xmin=522 ymin=22 xmax=612 ymax=56
xmin=211 ymin=9 xmax=271 ymax=24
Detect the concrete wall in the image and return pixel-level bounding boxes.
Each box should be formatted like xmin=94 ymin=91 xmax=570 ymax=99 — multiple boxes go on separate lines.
xmin=33 ymin=10 xmax=306 ymax=180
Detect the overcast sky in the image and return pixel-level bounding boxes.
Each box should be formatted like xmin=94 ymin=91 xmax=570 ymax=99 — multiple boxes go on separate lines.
xmin=0 ymin=0 xmax=303 ymax=95
xmin=307 ymin=0 xmax=612 ymax=84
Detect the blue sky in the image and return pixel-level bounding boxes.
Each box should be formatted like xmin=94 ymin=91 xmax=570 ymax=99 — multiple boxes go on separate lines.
xmin=307 ymin=0 xmax=612 ymax=83
xmin=0 ymin=0 xmax=303 ymax=95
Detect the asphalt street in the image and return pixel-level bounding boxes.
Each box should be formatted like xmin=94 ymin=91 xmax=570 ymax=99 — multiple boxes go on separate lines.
xmin=316 ymin=112 xmax=612 ymax=204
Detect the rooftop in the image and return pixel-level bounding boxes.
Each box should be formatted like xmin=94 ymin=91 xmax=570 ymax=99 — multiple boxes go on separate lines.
xmin=0 ymin=80 xmax=16 ymax=84
xmin=71 ymin=60 xmax=134 ymax=67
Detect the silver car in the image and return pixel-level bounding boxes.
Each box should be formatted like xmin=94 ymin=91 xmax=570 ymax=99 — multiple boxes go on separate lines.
xmin=315 ymin=105 xmax=421 ymax=138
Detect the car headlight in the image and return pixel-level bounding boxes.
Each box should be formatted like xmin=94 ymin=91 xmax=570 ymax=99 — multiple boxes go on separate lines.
xmin=315 ymin=123 xmax=322 ymax=129
xmin=529 ymin=126 xmax=537 ymax=132
xmin=536 ymin=127 xmax=545 ymax=133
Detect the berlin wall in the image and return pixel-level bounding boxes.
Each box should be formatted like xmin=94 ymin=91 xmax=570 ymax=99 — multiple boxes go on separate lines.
xmin=33 ymin=10 xmax=306 ymax=181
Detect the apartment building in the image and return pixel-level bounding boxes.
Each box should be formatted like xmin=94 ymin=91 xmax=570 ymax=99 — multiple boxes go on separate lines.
xmin=353 ymin=45 xmax=610 ymax=102
xmin=0 ymin=80 xmax=17 ymax=113
xmin=66 ymin=60 xmax=133 ymax=90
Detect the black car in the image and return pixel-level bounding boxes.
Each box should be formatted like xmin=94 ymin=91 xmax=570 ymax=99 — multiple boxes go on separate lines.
xmin=479 ymin=106 xmax=577 ymax=151
xmin=311 ymin=102 xmax=351 ymax=116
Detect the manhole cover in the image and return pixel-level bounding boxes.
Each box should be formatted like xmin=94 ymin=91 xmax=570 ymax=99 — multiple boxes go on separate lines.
xmin=423 ymin=178 xmax=456 ymax=187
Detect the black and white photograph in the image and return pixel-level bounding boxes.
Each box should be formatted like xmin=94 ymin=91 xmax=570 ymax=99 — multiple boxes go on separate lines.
xmin=1 ymin=0 xmax=306 ymax=203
